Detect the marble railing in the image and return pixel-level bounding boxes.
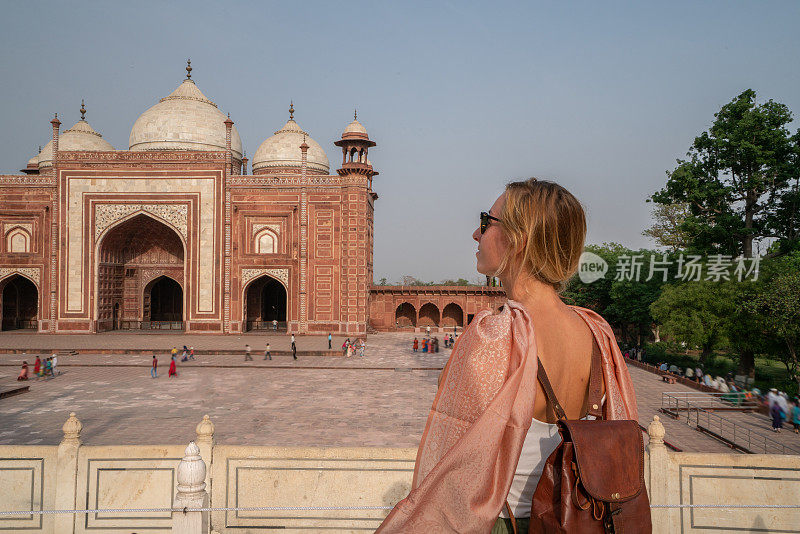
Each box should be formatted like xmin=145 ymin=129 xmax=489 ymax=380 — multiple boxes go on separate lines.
xmin=1 ymin=414 xmax=798 ymax=533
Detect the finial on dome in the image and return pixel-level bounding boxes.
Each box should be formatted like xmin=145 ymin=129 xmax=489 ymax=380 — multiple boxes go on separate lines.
xmin=185 ymin=59 xmax=192 ymax=80
xmin=289 ymin=101 xmax=295 ymax=121
xmin=354 ymin=109 xmax=358 ymax=121
xmin=38 ymin=145 xmax=42 ymax=154
xmin=80 ymin=99 xmax=86 ymax=120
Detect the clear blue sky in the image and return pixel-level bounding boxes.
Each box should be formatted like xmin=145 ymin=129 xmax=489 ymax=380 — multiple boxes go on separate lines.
xmin=2 ymin=1 xmax=798 ymax=283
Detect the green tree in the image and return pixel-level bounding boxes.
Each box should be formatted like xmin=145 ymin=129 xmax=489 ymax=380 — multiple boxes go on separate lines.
xmin=745 ymin=254 xmax=800 ymax=390
xmin=651 ymin=89 xmax=798 ymax=258
xmin=642 ymin=202 xmax=691 ymax=252
xmin=650 ymin=281 xmax=733 ymax=363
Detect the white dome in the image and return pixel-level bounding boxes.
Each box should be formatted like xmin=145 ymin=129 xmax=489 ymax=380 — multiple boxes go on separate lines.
xmin=38 ymin=119 xmax=114 ymax=168
xmin=129 ymin=80 xmax=242 ymax=158
xmin=343 ymin=118 xmax=368 ymax=137
xmin=252 ymin=118 xmax=329 ymax=174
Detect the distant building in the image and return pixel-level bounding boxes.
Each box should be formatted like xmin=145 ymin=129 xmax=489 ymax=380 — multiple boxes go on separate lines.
xmin=0 ymin=63 xmax=503 ymax=335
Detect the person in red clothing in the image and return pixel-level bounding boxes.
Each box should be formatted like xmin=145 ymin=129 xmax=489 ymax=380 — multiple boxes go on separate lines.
xmin=413 ymin=338 xmax=419 ymax=352
xmin=17 ymin=361 xmax=29 ymax=381
xmin=168 ymin=355 xmax=177 ymax=378
xmin=33 ymin=356 xmax=41 ymax=379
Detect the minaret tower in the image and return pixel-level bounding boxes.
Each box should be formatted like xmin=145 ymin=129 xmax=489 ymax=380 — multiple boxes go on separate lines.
xmin=334 ymin=112 xmax=378 ymax=334
xmin=334 ymin=110 xmax=378 ymax=188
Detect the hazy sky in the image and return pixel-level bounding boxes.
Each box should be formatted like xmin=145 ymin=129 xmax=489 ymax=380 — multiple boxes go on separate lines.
xmin=2 ymin=1 xmax=798 ymax=283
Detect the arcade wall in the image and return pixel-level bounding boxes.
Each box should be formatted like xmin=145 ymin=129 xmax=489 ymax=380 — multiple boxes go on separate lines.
xmin=368 ymin=285 xmax=507 ymax=331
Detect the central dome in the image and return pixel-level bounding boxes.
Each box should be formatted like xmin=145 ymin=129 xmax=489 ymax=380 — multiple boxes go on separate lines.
xmin=129 ymin=78 xmax=242 ymax=158
xmin=252 ymin=106 xmax=329 ymax=175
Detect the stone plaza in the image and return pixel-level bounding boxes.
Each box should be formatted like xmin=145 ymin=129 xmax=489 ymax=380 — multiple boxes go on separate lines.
xmin=2 ymin=331 xmax=796 ymax=454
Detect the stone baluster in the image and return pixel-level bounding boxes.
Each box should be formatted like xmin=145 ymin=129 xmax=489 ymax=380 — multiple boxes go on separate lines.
xmin=195 ymin=414 xmax=214 ymax=492
xmin=54 ymin=412 xmax=82 ymax=534
xmin=172 ymin=441 xmax=209 ymax=534
xmin=647 ymin=415 xmax=670 ymax=534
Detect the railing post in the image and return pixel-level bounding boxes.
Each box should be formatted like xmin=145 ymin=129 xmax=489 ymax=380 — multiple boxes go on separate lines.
xmin=54 ymin=412 xmax=82 ymax=534
xmin=195 ymin=415 xmax=214 ymax=497
xmin=646 ymin=416 xmax=671 ymax=534
xmin=172 ymin=442 xmax=209 ymax=534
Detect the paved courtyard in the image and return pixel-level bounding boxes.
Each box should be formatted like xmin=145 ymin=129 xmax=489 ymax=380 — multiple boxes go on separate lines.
xmin=1 ymin=332 xmax=798 ymax=454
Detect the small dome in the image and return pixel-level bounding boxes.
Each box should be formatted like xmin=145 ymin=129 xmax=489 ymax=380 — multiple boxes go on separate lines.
xmin=38 ymin=119 xmax=114 ymax=168
xmin=343 ymin=118 xmax=368 ymax=137
xmin=252 ymin=116 xmax=329 ymax=175
xmin=129 ymin=79 xmax=242 ymax=158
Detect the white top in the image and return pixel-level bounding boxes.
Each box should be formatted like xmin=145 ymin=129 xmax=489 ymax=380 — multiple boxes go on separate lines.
xmin=503 ymin=395 xmax=605 ymax=519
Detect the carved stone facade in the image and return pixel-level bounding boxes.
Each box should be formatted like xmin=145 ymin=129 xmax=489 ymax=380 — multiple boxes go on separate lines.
xmin=0 ymin=118 xmax=381 ymax=334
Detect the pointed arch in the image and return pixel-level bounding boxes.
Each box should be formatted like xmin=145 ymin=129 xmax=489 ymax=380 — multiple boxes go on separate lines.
xmin=5 ymin=226 xmax=31 ymax=253
xmin=254 ymin=228 xmax=278 ymax=254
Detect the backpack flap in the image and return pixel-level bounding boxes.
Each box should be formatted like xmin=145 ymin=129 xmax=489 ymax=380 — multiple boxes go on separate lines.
xmin=558 ymin=419 xmax=645 ymax=503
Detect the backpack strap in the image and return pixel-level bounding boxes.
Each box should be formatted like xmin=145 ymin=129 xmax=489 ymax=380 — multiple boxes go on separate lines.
xmin=586 ymin=340 xmax=604 ymax=419
xmin=537 ymin=339 xmax=603 ymax=421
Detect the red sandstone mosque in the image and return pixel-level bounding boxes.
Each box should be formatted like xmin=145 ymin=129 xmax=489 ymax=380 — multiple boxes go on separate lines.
xmin=0 ymin=62 xmax=504 ymax=335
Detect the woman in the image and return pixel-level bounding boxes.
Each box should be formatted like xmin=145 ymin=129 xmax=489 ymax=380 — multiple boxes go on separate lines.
xmin=33 ymin=356 xmax=41 ymax=379
xmin=376 ymin=179 xmax=638 ymax=533
xmin=771 ymin=400 xmax=785 ymax=432
xmin=413 ymin=338 xmax=419 ymax=352
xmin=17 ymin=361 xmax=29 ymax=381
xmin=168 ymin=354 xmax=177 ymax=378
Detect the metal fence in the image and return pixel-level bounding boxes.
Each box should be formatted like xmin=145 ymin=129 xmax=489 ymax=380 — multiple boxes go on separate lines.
xmin=661 ymin=392 xmax=800 ymax=455
xmin=245 ymin=320 xmax=287 ymax=332
xmin=118 ymin=320 xmax=185 ymax=331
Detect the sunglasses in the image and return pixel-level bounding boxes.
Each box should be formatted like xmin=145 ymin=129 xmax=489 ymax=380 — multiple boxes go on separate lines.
xmin=480 ymin=211 xmax=500 ymax=234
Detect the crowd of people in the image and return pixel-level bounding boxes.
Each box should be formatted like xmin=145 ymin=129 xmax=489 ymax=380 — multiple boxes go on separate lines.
xmin=16 ymin=354 xmax=59 ymax=380
xmin=656 ymin=361 xmax=800 ymax=434
xmin=342 ymin=338 xmax=366 ymax=358
xmin=412 ymin=333 xmax=458 ymax=353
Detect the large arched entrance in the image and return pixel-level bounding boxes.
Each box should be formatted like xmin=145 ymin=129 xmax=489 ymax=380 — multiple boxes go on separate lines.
xmin=442 ymin=303 xmax=464 ymax=328
xmin=395 ymin=302 xmax=416 ymax=328
xmin=96 ymin=214 xmax=184 ymax=331
xmin=144 ymin=276 xmax=183 ymax=326
xmin=244 ymin=276 xmax=287 ymax=331
xmin=418 ymin=303 xmax=440 ymax=327
xmin=0 ymin=275 xmax=38 ymax=330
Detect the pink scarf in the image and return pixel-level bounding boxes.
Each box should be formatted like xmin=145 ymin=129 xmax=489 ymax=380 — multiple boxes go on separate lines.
xmin=376 ymin=301 xmax=638 ymax=533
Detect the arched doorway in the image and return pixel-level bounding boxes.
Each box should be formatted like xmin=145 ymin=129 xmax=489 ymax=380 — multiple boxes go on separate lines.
xmin=442 ymin=303 xmax=464 ymax=328
xmin=395 ymin=302 xmax=416 ymax=328
xmin=144 ymin=276 xmax=183 ymax=325
xmin=0 ymin=275 xmax=38 ymax=330
xmin=96 ymin=214 xmax=184 ymax=331
xmin=418 ymin=303 xmax=440 ymax=327
xmin=244 ymin=276 xmax=287 ymax=331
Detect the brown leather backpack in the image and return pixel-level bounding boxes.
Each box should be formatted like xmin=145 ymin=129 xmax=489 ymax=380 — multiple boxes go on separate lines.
xmin=512 ymin=340 xmax=652 ymax=533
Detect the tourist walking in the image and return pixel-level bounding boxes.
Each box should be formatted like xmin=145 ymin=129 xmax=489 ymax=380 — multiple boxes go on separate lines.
xmin=168 ymin=354 xmax=177 ymax=378
xmin=181 ymin=345 xmax=189 ymax=361
xmin=328 ymin=333 xmax=332 ymax=350
xmin=17 ymin=361 xmax=29 ymax=381
xmin=346 ymin=341 xmax=354 ymax=358
xmin=151 ymin=355 xmax=158 ymax=378
xmin=264 ymin=342 xmax=272 ymax=360
xmin=791 ymin=400 xmax=800 ymax=434
xmin=359 ymin=339 xmax=366 ymax=358
xmin=33 ymin=356 xmax=41 ymax=379
xmin=413 ymin=338 xmax=418 ymax=352
xmin=245 ymin=344 xmax=253 ymax=361
xmin=272 ymin=319 xmax=278 ymax=331
xmin=771 ymin=401 xmax=785 ymax=432
xmin=171 ymin=346 xmax=178 ymax=359
xmin=291 ymin=334 xmax=297 ymax=360
xmin=342 ymin=339 xmax=350 ymax=357
xmin=51 ymin=353 xmax=58 ymax=376
xmin=44 ymin=357 xmax=53 ymax=378
xmin=189 ymin=346 xmax=195 ymax=360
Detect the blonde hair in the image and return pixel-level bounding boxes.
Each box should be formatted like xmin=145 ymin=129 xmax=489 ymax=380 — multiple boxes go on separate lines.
xmin=495 ymin=178 xmax=586 ymax=292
